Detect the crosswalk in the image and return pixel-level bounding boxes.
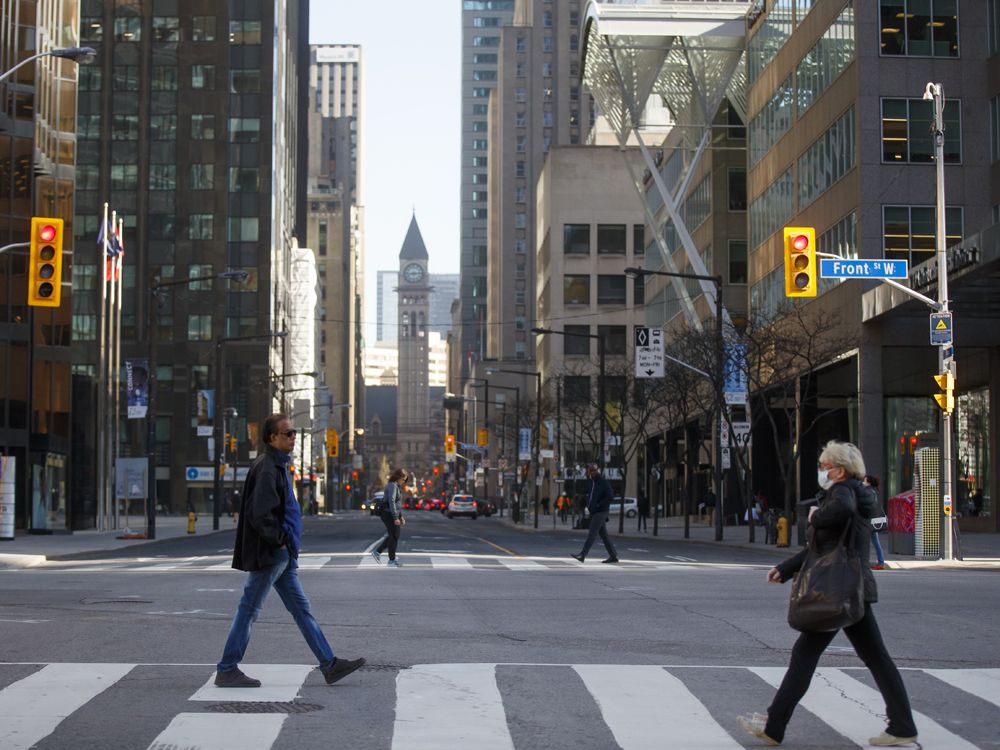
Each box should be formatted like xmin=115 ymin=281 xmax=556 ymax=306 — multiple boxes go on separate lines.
xmin=24 ymin=552 xmax=747 ymax=574
xmin=1 ymin=662 xmax=996 ymax=749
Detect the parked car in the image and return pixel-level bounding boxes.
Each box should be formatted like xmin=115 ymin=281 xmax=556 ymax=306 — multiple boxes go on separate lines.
xmin=585 ymin=497 xmax=637 ymax=519
xmin=476 ymin=498 xmax=496 ymax=517
xmin=363 ymin=491 xmax=384 ymax=516
xmin=447 ymin=494 xmax=478 ymax=519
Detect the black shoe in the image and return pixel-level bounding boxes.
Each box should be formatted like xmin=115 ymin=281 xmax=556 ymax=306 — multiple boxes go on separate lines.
xmin=571 ymin=553 xmax=585 ymax=562
xmin=602 ymin=557 xmax=619 ymax=564
xmin=322 ymin=656 xmax=366 ymax=685
xmin=214 ymin=667 xmax=261 ymax=688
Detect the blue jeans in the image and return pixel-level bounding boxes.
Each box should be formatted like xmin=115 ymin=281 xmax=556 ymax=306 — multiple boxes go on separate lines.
xmin=871 ymin=530 xmax=886 ymax=565
xmin=217 ymin=549 xmax=334 ymax=672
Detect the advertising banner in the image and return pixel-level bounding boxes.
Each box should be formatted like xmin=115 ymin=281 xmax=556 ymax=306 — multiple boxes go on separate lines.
xmin=518 ymin=428 xmax=532 ymax=461
xmin=125 ymin=358 xmax=149 ymax=418
xmin=196 ymin=389 xmax=214 ymax=436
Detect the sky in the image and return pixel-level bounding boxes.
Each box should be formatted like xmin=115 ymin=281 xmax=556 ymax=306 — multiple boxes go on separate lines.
xmin=309 ymin=2 xmax=461 ymax=345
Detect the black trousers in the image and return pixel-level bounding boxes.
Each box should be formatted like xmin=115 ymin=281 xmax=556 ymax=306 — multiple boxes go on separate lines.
xmin=375 ymin=513 xmax=400 ymax=560
xmin=637 ymin=512 xmax=647 ymax=531
xmin=579 ymin=511 xmax=617 ymax=559
xmin=765 ymin=604 xmax=917 ymax=743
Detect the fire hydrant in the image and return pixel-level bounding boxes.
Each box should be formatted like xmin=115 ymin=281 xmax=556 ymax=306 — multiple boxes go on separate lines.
xmin=187 ymin=512 xmax=197 ymax=534
xmin=776 ymin=515 xmax=790 ymax=548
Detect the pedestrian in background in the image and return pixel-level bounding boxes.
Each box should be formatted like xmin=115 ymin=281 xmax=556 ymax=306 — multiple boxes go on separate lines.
xmin=737 ymin=441 xmax=916 ymax=747
xmin=866 ymin=475 xmax=886 ymax=570
xmin=637 ymin=490 xmax=649 ymax=532
xmin=371 ymin=468 xmax=407 ymax=568
xmin=571 ymin=463 xmax=619 ymax=564
xmin=216 ymin=413 xmax=365 ymax=688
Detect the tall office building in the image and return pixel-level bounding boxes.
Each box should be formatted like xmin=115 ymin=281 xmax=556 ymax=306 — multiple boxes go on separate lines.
xmin=307 ymin=43 xmax=365 ymax=463
xmin=71 ymin=0 xmax=309 ymax=516
xmin=459 ymin=0 xmax=515 ymax=376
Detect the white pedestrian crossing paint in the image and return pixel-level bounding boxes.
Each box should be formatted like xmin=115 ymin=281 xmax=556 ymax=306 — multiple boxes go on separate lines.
xmin=574 ymin=665 xmax=743 ymax=749
xmin=393 ymin=663 xmax=515 ymax=750
xmin=925 ymin=668 xmax=1000 ymax=709
xmin=496 ymin=557 xmax=546 ymax=571
xmin=296 ymin=555 xmax=331 ymax=569
xmin=0 ymin=663 xmax=133 ymax=750
xmin=751 ymin=667 xmax=980 ymax=750
xmin=147 ymin=712 xmax=286 ymax=750
xmin=190 ymin=664 xmax=315 ymax=703
xmin=430 ymin=556 xmax=474 ymax=569
xmin=357 ymin=554 xmax=380 ymax=568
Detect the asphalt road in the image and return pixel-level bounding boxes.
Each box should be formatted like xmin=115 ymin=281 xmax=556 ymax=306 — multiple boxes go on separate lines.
xmin=2 ymin=512 xmax=998 ymax=749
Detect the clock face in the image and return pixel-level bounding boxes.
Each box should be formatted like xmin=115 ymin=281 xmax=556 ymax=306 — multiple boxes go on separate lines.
xmin=403 ymin=263 xmax=425 ymax=283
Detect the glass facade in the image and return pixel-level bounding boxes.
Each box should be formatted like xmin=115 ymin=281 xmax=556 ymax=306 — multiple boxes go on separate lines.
xmin=882 ymin=205 xmax=963 ymax=266
xmin=749 ymin=169 xmax=793 ymax=248
xmin=796 ymin=3 xmax=855 ymax=114
xmin=684 ymin=175 xmax=712 ymax=231
xmin=879 ymin=0 xmax=959 ymax=57
xmin=798 ymin=107 xmax=856 ymax=210
xmin=882 ymin=98 xmax=961 ymax=163
xmin=749 ymin=78 xmax=792 ymax=166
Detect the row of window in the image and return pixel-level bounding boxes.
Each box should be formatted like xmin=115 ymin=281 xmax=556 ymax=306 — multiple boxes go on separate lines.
xmin=82 ymin=16 xmax=262 ymax=44
xmin=563 ymin=275 xmax=639 ymax=306
xmin=563 ymin=224 xmax=645 ymax=256
xmin=78 ymin=114 xmax=257 ymax=142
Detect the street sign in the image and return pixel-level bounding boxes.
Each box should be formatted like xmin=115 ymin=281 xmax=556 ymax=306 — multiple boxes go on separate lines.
xmin=721 ymin=447 xmax=731 ymax=470
xmin=930 ymin=312 xmax=953 ymax=346
xmin=730 ymin=421 xmax=752 ymax=448
xmin=819 ymin=258 xmax=908 ymax=279
xmin=635 ymin=326 xmax=664 ymax=379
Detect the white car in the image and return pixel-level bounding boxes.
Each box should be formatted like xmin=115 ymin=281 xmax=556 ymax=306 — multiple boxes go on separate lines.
xmin=446 ymin=494 xmax=478 ymax=519
xmin=587 ymin=497 xmax=638 ymax=518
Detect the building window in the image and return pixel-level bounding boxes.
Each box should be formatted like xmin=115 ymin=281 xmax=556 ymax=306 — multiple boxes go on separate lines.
xmin=188 ymin=264 xmax=214 ymax=289
xmin=149 ymin=164 xmax=177 ymax=191
xmin=749 ymin=76 xmax=792 ymax=166
xmin=516 ymin=36 xmax=526 ymax=52
xmin=472 ymin=53 xmax=497 ymax=64
xmin=798 ymin=107 xmax=855 ymax=210
xmin=515 ymin=111 xmax=526 ymax=127
xmin=191 ymin=65 xmax=216 ymax=89
xmin=473 ymin=70 xmax=496 ymax=81
xmin=684 ymin=175 xmax=712 ymax=230
xmin=516 ymin=135 xmax=526 ymax=152
xmin=749 ymin=168 xmax=793 ymax=249
xmin=597 ymin=275 xmax=627 ymax=305
xmin=229 ymin=20 xmax=262 ymax=44
xmin=543 ymin=36 xmax=553 ymax=53
xmin=633 ymin=274 xmax=645 ymax=305
xmin=81 ymin=17 xmax=103 ymax=43
xmin=110 ymin=165 xmax=138 ymax=190
xmin=563 ymin=275 xmax=590 ymax=305
xmin=228 ymin=167 xmax=259 ymax=192
xmin=728 ymin=240 xmax=748 ymax=284
xmin=191 ymin=114 xmax=216 ymax=139
xmin=796 ymin=4 xmax=855 ymax=114
xmin=229 ymin=118 xmax=260 ymax=143
xmin=597 ymin=224 xmax=627 ymax=255
xmin=515 ymin=161 xmax=525 ymax=178
xmin=151 ymin=66 xmax=178 ymax=91
xmin=318 ymin=220 xmax=328 ymax=256
xmin=515 ymin=187 xmax=526 ymax=203
xmin=599 ymin=326 xmax=627 ymax=357
xmin=150 ymin=114 xmax=177 ymax=140
xmin=816 ymin=213 xmax=858 ymax=294
xmin=515 ymin=213 xmax=527 ymax=229
xmin=563 ymin=223 xmax=590 ymax=254
xmin=880 ymin=0 xmax=958 ymax=57
xmin=748 ymin=1 xmax=793 ymax=82
xmin=190 ymin=164 xmax=214 ymax=189
xmin=633 ymin=224 xmax=645 ymax=256
xmin=227 ymin=217 xmax=259 ymax=242
xmin=73 ymin=314 xmax=98 ymax=341
xmin=113 ymin=66 xmax=139 ymax=91
xmin=188 ymin=214 xmax=214 ymax=240
xmin=472 ymin=139 xmax=488 ymax=150
xmin=79 ymin=65 xmax=102 ymax=91
xmin=188 ymin=315 xmax=213 ymax=341
xmin=152 ymin=16 xmax=180 ymax=42
xmin=728 ymin=168 xmax=747 ymax=211
xmin=472 ymin=121 xmax=488 ymax=132
xmin=514 ymin=239 xmax=526 ymax=254
xmin=472 ymin=245 xmax=488 ymax=266
xmin=883 ymin=205 xmax=962 ymax=267
xmin=192 ymin=16 xmax=216 ymax=41
xmin=472 ymin=16 xmax=501 ymax=27
xmin=472 ymin=35 xmax=500 ymax=47
xmin=472 ymin=208 xmax=488 ymax=220
xmin=114 ymin=16 xmax=141 ymax=41
xmin=564 ymin=375 xmax=590 ymax=404
xmin=882 ymin=98 xmax=961 ymax=163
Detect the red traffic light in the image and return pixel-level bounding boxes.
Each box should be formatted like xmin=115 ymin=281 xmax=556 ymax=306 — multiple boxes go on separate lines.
xmin=792 ymin=233 xmax=809 ymax=251
xmin=39 ymin=224 xmax=57 ymax=242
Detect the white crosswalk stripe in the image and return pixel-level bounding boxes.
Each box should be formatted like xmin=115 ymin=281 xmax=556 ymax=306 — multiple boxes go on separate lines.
xmin=0 ymin=662 xmax=995 ymax=749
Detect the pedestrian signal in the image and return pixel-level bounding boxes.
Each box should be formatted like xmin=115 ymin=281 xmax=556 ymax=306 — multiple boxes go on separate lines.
xmin=933 ymin=371 xmax=954 ymax=413
xmin=28 ymin=217 xmax=64 ymax=307
xmin=327 ymin=429 xmax=339 ymax=458
xmin=783 ymin=226 xmax=816 ymax=298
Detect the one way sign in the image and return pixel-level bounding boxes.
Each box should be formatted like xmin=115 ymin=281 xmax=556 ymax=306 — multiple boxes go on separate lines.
xmin=635 ymin=327 xmax=664 ymax=378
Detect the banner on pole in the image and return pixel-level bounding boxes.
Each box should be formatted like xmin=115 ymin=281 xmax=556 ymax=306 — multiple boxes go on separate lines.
xmin=125 ymin=358 xmax=149 ymax=418
xmin=196 ymin=390 xmax=214 ymax=436
xmin=519 ymin=428 xmax=532 ymax=461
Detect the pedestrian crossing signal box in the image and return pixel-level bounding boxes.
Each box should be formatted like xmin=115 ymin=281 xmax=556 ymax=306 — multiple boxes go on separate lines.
xmin=28 ymin=217 xmax=64 ymax=307
xmin=782 ymin=226 xmax=816 ymax=298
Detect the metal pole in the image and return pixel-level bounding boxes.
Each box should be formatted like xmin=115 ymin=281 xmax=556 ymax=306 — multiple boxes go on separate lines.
xmin=929 ymin=82 xmax=954 ymax=561
xmin=213 ymin=340 xmax=224 ymax=530
xmin=714 ymin=276 xmax=724 ymax=542
xmin=146 ymin=286 xmax=158 ymax=539
xmin=533 ymin=371 xmax=541 ymax=529
xmin=599 ymin=334 xmax=606 ymax=471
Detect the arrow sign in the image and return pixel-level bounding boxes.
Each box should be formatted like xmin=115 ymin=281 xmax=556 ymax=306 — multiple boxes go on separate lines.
xmin=636 ymin=327 xmax=664 ymax=379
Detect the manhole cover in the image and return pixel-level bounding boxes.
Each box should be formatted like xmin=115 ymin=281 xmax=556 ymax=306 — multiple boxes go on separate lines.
xmin=206 ymin=702 xmax=323 ymax=714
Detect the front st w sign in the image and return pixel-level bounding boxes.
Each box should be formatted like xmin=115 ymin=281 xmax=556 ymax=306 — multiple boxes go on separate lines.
xmin=635 ymin=327 xmax=664 ymax=379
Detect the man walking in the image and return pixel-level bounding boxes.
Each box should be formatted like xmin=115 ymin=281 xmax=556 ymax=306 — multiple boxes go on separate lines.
xmin=215 ymin=413 xmax=365 ymax=688
xmin=637 ymin=490 xmax=649 ymax=532
xmin=571 ymin=463 xmax=619 ymax=564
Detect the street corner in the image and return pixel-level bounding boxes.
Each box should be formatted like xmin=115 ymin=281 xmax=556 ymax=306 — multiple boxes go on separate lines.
xmin=0 ymin=552 xmax=47 ymax=570
xmin=885 ymin=558 xmax=1000 ymax=571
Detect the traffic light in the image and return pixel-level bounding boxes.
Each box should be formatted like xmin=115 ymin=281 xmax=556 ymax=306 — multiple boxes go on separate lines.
xmin=445 ymin=434 xmax=455 ymax=452
xmin=230 ymin=435 xmax=237 ymax=452
xmin=433 ymin=466 xmax=439 ymax=476
xmin=783 ymin=226 xmax=816 ymax=298
xmin=28 ymin=217 xmax=64 ymax=307
xmin=327 ymin=429 xmax=339 ymax=458
xmin=933 ymin=371 xmax=955 ymax=413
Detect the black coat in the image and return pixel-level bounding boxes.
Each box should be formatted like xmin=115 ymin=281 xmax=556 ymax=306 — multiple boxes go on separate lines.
xmin=232 ymin=445 xmax=290 ymax=571
xmin=587 ymin=474 xmax=614 ymax=515
xmin=776 ymin=478 xmax=879 ymax=603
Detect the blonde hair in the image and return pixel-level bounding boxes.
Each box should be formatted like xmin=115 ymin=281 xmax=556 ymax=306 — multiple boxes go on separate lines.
xmin=819 ymin=440 xmax=866 ymax=480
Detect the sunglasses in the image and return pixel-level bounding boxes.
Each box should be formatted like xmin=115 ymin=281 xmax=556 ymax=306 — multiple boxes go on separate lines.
xmin=279 ymin=429 xmax=298 ymax=438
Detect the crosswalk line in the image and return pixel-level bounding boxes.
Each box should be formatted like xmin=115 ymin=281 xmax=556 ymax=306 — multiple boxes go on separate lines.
xmin=147 ymin=712 xmax=286 ymax=750
xmin=430 ymin=556 xmax=474 ymax=568
xmin=925 ymin=668 xmax=1000 ymax=709
xmin=574 ymin=665 xmax=743 ymax=749
xmin=393 ymin=663 xmax=515 ymax=750
xmin=497 ymin=557 xmax=546 ymax=571
xmin=296 ymin=556 xmax=331 ymax=569
xmin=190 ymin=664 xmax=314 ymax=703
xmin=357 ymin=554 xmax=380 ymax=569
xmin=752 ymin=667 xmax=979 ymax=749
xmin=0 ymin=663 xmax=134 ymax=750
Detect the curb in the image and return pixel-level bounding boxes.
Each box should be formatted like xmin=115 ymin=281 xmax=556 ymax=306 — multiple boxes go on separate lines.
xmin=0 ymin=552 xmax=47 ymax=569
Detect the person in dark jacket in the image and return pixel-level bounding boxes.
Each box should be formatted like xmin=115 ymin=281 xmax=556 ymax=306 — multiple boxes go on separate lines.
xmin=637 ymin=490 xmax=650 ymax=532
xmin=371 ymin=468 xmax=407 ymax=567
xmin=737 ymin=441 xmax=917 ymax=747
xmin=215 ymin=413 xmax=365 ymax=688
xmin=571 ymin=463 xmax=619 ymax=563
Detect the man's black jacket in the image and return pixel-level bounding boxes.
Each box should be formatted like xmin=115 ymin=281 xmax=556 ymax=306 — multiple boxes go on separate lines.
xmin=232 ymin=445 xmax=289 ymax=571
xmin=587 ymin=473 xmax=614 ymax=515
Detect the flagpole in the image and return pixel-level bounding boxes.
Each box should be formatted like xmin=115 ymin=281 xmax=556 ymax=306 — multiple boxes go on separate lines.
xmin=106 ymin=209 xmax=118 ymax=529
xmin=114 ymin=217 xmax=125 ymax=531
xmin=97 ymin=202 xmax=109 ymax=531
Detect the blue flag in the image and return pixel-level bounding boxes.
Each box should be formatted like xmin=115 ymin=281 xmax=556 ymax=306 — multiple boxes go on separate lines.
xmin=97 ymin=218 xmax=121 ymax=257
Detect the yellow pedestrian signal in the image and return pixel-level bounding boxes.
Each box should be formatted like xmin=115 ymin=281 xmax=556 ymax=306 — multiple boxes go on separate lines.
xmin=28 ymin=217 xmax=64 ymax=307
xmin=783 ymin=226 xmax=816 ymax=298
xmin=327 ymin=429 xmax=339 ymax=458
xmin=933 ymin=371 xmax=955 ymax=413
xmin=477 ymin=428 xmax=489 ymax=447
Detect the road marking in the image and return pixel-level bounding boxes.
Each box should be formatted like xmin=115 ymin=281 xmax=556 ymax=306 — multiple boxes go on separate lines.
xmin=474 ymin=536 xmax=519 ymax=556
xmin=364 ymin=535 xmax=386 ymax=553
xmin=411 ymin=548 xmax=475 ymax=554
xmin=190 ymin=664 xmax=314 ymax=703
xmin=752 ymin=667 xmax=979 ymax=750
xmin=431 ymin=556 xmax=474 ymax=569
xmin=496 ymin=557 xmax=547 ymax=571
xmin=626 ymin=548 xmax=649 ymax=552
xmin=139 ymin=556 xmax=204 ymax=570
xmin=196 ymin=589 xmax=235 ymax=592
xmin=147 ymin=712 xmax=286 ymax=750
xmin=664 ymin=554 xmax=696 ymax=562
xmin=296 ymin=556 xmax=330 ymax=569
xmin=0 ymin=617 xmax=51 ymax=623
xmin=925 ymin=668 xmax=1000 ymax=709
xmin=0 ymin=663 xmax=133 ymax=750
xmin=393 ymin=664 xmax=514 ymax=750
xmin=206 ymin=561 xmax=234 ymax=570
xmin=147 ymin=609 xmax=229 ymax=618
xmin=357 ymin=554 xmax=380 ymax=569
xmin=575 ymin=665 xmax=743 ymax=749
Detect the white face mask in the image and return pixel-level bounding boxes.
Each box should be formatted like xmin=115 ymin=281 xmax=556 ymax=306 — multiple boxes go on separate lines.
xmin=818 ymin=469 xmax=834 ymax=490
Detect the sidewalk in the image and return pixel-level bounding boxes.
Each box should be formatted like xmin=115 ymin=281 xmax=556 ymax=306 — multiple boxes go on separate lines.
xmin=496 ymin=511 xmax=1000 ymax=569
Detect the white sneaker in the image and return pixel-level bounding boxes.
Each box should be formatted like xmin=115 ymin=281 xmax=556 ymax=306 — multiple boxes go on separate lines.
xmin=370 ymin=550 xmax=383 ymax=566
xmin=737 ymin=713 xmax=779 ymax=746
xmin=869 ymin=731 xmax=918 ymax=746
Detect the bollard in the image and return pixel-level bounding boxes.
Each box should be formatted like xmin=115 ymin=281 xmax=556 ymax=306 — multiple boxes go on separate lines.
xmin=776 ymin=515 xmax=790 ymax=548
xmin=187 ymin=512 xmax=197 ymax=534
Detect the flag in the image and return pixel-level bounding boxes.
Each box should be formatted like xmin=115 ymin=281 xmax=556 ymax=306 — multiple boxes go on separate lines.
xmin=97 ymin=218 xmax=121 ymax=257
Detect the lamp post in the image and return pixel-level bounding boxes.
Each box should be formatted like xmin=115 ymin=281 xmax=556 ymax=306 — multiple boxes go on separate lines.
xmin=487 ymin=367 xmax=543 ymax=528
xmin=213 ymin=330 xmax=287 ymax=530
xmin=145 ymin=269 xmax=247 ymax=540
xmin=0 ymin=46 xmax=97 ymax=84
xmin=625 ymin=266 xmax=726 ymax=542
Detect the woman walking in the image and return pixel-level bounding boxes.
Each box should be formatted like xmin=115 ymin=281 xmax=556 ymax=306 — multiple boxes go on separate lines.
xmin=866 ymin=475 xmax=887 ymax=570
xmin=371 ymin=468 xmax=407 ymax=568
xmin=737 ymin=441 xmax=917 ymax=747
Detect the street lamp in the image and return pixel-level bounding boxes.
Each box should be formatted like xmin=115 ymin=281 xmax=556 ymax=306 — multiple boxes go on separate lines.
xmin=145 ymin=269 xmax=248 ymax=540
xmin=487 ymin=367 xmax=544 ymax=528
xmin=624 ymin=266 xmax=726 ymax=542
xmin=0 ymin=46 xmax=97 ymax=84
xmin=213 ymin=330 xmax=288 ymax=530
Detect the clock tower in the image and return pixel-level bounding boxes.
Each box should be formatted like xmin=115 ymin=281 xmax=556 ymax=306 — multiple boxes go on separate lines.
xmin=396 ymin=214 xmax=431 ymax=473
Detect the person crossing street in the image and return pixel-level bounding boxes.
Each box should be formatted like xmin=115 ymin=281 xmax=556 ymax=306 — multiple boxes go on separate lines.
xmin=571 ymin=463 xmax=619 ymax=564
